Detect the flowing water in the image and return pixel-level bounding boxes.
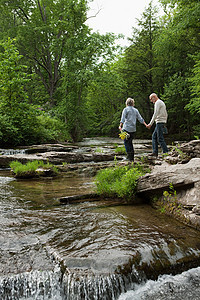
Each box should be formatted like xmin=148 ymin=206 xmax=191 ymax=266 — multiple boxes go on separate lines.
xmin=1 ymin=138 xmax=200 ymax=299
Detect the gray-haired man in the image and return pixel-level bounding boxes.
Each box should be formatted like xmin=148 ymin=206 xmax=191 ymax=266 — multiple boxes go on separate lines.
xmin=146 ymin=93 xmax=168 ymax=156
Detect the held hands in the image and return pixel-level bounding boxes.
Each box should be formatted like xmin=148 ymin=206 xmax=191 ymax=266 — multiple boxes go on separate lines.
xmin=144 ymin=122 xmax=151 ymax=130
xmin=119 ymin=123 xmax=151 ymax=131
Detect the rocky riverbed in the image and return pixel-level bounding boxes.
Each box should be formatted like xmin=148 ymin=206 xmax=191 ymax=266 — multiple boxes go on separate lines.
xmin=1 ymin=138 xmax=200 ymax=231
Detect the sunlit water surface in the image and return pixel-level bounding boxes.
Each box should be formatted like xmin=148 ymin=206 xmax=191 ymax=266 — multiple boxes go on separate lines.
xmin=0 ymin=138 xmax=200 ymax=299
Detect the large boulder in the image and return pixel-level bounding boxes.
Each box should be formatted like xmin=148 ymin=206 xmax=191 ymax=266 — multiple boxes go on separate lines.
xmin=137 ymin=158 xmax=200 ymax=200
xmin=137 ymin=157 xmax=200 ymax=229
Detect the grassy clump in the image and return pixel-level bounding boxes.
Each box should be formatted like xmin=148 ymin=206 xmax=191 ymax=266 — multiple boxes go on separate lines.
xmin=152 ymin=183 xmax=183 ymax=215
xmin=114 ymin=146 xmax=126 ymax=155
xmin=10 ymin=160 xmax=58 ymax=178
xmin=95 ymin=163 xmax=149 ymax=200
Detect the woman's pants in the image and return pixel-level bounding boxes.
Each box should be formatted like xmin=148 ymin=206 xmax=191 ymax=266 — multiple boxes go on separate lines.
xmin=124 ymin=132 xmax=135 ymax=161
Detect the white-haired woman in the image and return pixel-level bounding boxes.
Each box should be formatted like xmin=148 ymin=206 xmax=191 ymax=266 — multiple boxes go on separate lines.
xmin=119 ymin=98 xmax=147 ymax=161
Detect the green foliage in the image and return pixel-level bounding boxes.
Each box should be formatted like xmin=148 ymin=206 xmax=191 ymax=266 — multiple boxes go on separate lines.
xmin=0 ymin=0 xmax=121 ymax=142
xmin=120 ymin=2 xmax=160 ymax=122
xmin=35 ymin=113 xmax=71 ymax=143
xmin=85 ymin=63 xmax=127 ymax=137
xmin=0 ymin=38 xmax=39 ymax=145
xmin=161 ymin=183 xmax=182 ymax=214
xmin=152 ymin=183 xmax=182 ymax=215
xmin=95 ymin=163 xmax=148 ymax=200
xmin=186 ymin=53 xmax=200 ymax=115
xmin=161 ymin=73 xmax=192 ymax=137
xmin=6 ymin=0 xmax=90 ymax=105
xmin=114 ymin=146 xmax=126 ymax=155
xmin=170 ymin=144 xmax=190 ymax=161
xmin=0 ymin=0 xmax=199 ymax=143
xmin=0 ymin=38 xmax=71 ymax=146
xmin=154 ymin=0 xmax=200 ymax=138
xmin=60 ymin=33 xmax=123 ymax=141
xmin=10 ymin=160 xmax=58 ymax=178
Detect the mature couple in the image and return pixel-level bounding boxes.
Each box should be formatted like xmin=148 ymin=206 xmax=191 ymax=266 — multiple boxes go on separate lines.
xmin=119 ymin=93 xmax=168 ymax=161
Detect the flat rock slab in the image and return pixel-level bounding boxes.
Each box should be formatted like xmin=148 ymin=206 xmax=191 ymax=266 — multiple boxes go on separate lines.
xmin=137 ymin=158 xmax=200 ymax=207
xmin=0 ymin=151 xmax=122 ymax=167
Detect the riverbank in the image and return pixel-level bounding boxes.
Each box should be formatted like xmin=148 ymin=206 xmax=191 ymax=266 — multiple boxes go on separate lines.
xmin=136 ymin=140 xmax=200 ymax=231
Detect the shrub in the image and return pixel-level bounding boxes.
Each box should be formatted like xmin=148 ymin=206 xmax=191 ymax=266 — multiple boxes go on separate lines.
xmin=114 ymin=146 xmax=126 ymax=155
xmin=95 ymin=163 xmax=148 ymax=200
xmin=10 ymin=160 xmax=58 ymax=178
xmin=34 ymin=113 xmax=72 ymax=144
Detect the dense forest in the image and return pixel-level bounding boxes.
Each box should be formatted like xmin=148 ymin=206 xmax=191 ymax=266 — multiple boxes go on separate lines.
xmin=0 ymin=0 xmax=199 ymax=146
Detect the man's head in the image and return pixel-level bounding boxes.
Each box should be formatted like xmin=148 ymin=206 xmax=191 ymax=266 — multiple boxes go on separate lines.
xmin=149 ymin=93 xmax=158 ymax=103
xmin=126 ymin=98 xmax=135 ymax=106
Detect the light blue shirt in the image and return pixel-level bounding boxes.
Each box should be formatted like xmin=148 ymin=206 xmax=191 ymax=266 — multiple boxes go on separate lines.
xmin=120 ymin=106 xmax=144 ymax=132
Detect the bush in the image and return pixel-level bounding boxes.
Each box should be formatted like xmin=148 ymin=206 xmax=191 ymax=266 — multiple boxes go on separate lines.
xmin=95 ymin=163 xmax=148 ymax=200
xmin=114 ymin=146 xmax=126 ymax=155
xmin=34 ymin=113 xmax=72 ymax=144
xmin=10 ymin=160 xmax=58 ymax=178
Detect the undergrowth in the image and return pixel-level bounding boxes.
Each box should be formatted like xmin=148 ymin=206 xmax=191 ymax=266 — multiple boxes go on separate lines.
xmin=152 ymin=183 xmax=182 ymax=215
xmin=95 ymin=162 xmax=150 ymax=201
xmin=10 ymin=160 xmax=58 ymax=178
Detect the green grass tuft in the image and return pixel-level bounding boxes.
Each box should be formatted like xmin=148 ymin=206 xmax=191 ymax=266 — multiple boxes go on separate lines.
xmin=95 ymin=163 xmax=149 ymax=200
xmin=10 ymin=160 xmax=58 ymax=178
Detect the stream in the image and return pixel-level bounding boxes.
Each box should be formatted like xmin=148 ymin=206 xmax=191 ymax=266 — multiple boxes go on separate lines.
xmin=1 ymin=138 xmax=200 ymax=300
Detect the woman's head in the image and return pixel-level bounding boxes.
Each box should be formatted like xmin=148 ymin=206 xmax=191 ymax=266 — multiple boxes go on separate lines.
xmin=126 ymin=98 xmax=135 ymax=106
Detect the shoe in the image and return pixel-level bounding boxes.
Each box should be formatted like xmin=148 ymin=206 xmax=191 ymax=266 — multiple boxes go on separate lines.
xmin=148 ymin=152 xmax=158 ymax=157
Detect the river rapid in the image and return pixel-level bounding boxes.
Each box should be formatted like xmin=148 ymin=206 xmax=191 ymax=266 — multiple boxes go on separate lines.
xmin=1 ymin=138 xmax=200 ymax=300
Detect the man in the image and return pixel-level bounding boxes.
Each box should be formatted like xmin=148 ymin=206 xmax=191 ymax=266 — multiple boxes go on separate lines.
xmin=146 ymin=93 xmax=168 ymax=156
xmin=119 ymin=97 xmax=147 ymax=161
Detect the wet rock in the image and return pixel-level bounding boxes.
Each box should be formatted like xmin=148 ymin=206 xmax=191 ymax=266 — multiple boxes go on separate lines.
xmin=0 ymin=151 xmax=123 ymax=168
xmin=0 ymin=154 xmax=46 ymax=168
xmin=21 ymin=143 xmax=79 ymax=154
xmin=167 ymin=140 xmax=200 ymax=163
xmin=137 ymin=158 xmax=200 ymax=198
xmin=137 ymin=157 xmax=200 ymax=230
xmin=192 ymin=205 xmax=200 ymax=215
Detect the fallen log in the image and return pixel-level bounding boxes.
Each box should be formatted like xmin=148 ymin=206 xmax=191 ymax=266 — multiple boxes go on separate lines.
xmin=59 ymin=192 xmax=142 ymax=205
xmin=59 ymin=193 xmax=101 ymax=204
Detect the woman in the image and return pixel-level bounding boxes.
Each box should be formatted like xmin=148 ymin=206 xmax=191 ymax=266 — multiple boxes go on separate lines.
xmin=119 ymin=98 xmax=147 ymax=161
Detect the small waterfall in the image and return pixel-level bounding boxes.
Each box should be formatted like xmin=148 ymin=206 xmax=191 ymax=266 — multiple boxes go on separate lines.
xmin=1 ymin=266 xmax=200 ymax=299
xmin=0 ymin=267 xmax=62 ymax=300
xmin=0 ymin=266 xmax=145 ymax=300
xmin=60 ymin=266 xmax=145 ymax=300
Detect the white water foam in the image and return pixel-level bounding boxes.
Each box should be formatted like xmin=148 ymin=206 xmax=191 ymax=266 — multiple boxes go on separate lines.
xmin=118 ymin=266 xmax=200 ymax=300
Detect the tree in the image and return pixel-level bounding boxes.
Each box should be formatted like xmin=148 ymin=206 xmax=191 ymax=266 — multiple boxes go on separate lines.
xmin=59 ymin=30 xmax=121 ymax=140
xmin=86 ymin=59 xmax=127 ymax=137
xmin=120 ymin=2 xmax=160 ymax=122
xmin=185 ymin=53 xmax=200 ymax=137
xmin=0 ymin=0 xmax=89 ymax=105
xmin=0 ymin=38 xmax=68 ymax=146
xmin=156 ymin=0 xmax=200 ymax=138
xmin=0 ymin=38 xmax=38 ymax=145
xmin=187 ymin=53 xmax=200 ymax=115
xmin=0 ymin=0 xmax=121 ymax=141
